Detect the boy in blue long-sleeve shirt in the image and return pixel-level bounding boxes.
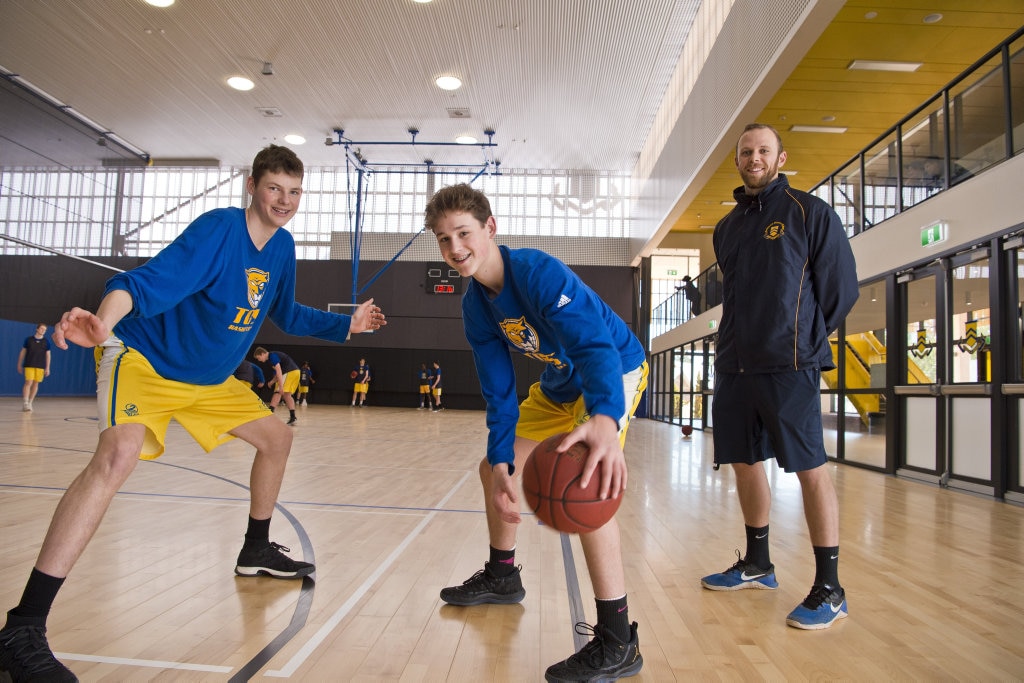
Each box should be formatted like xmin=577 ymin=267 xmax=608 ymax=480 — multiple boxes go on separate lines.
xmin=426 ymin=184 xmax=647 ymax=683
xmin=0 ymin=145 xmax=386 ymax=682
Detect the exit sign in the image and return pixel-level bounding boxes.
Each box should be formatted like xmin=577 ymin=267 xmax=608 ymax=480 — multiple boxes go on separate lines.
xmin=921 ymin=221 xmax=948 ymax=247
xmin=667 ymin=269 xmax=678 ymax=276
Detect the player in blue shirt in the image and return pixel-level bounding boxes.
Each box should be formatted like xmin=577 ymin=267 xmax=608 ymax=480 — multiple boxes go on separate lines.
xmin=0 ymin=145 xmax=387 ymax=682
xmin=426 ymin=184 xmax=647 ymax=683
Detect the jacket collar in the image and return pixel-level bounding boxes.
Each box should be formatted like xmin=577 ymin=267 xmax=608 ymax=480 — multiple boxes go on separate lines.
xmin=732 ymin=174 xmax=790 ymax=213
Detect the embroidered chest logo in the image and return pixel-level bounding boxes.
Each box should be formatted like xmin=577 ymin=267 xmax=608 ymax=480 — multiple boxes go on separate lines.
xmin=499 ymin=316 xmax=540 ymax=353
xmin=231 ymin=267 xmax=270 ymax=332
xmin=763 ymin=221 xmax=785 ymax=240
xmin=498 ymin=316 xmax=567 ymax=369
xmin=245 ymin=268 xmax=270 ymax=308
xmin=122 ymin=403 xmax=139 ymax=417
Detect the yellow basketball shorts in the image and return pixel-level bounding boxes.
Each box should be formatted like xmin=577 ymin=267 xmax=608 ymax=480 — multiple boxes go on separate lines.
xmin=515 ymin=361 xmax=649 ymax=447
xmin=354 ymin=382 xmax=369 ymax=392
xmin=419 ymin=384 xmax=431 ymax=395
xmin=432 ymin=387 xmax=442 ymax=398
xmin=23 ymin=367 xmax=45 ymax=382
xmin=298 ymin=385 xmax=309 ymax=395
xmin=280 ymin=369 xmax=300 ymax=394
xmin=96 ymin=342 xmax=272 ymax=460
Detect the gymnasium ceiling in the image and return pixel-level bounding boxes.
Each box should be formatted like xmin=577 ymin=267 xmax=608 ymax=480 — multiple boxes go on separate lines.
xmin=1 ymin=0 xmax=1022 ymax=242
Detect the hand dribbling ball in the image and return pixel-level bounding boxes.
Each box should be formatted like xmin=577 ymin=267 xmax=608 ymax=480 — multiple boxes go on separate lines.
xmin=521 ymin=432 xmax=622 ymax=534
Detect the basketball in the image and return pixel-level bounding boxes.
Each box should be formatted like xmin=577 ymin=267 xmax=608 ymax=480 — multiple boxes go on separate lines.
xmin=681 ymin=425 xmax=693 ymax=437
xmin=521 ymin=432 xmax=622 ymax=534
xmin=350 ymin=370 xmax=358 ymax=379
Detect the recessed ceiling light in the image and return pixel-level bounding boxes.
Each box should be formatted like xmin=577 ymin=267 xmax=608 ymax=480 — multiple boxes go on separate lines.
xmin=848 ymin=59 xmax=922 ymax=72
xmin=412 ymin=0 xmax=432 ymax=3
xmin=864 ymin=11 xmax=877 ymax=19
xmin=923 ymin=13 xmax=943 ymax=24
xmin=227 ymin=76 xmax=255 ymax=91
xmin=782 ymin=170 xmax=798 ymax=176
xmin=721 ymin=201 xmax=737 ymax=206
xmin=455 ymin=135 xmax=478 ymax=145
xmin=789 ymin=124 xmax=848 ymax=134
xmin=284 ymin=134 xmax=306 ymax=145
xmin=144 ymin=0 xmax=174 ymax=7
xmin=435 ymin=75 xmax=462 ymax=91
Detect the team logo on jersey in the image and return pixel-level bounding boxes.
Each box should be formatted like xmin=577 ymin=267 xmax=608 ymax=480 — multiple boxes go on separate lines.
xmin=499 ymin=316 xmax=540 ymax=353
xmin=246 ymin=267 xmax=270 ymax=308
xmin=763 ymin=222 xmax=785 ymax=240
xmin=122 ymin=403 xmax=139 ymax=417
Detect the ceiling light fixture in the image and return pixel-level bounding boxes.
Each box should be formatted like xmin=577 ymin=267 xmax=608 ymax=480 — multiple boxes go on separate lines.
xmin=721 ymin=201 xmax=737 ymax=206
xmin=848 ymin=59 xmax=922 ymax=72
xmin=923 ymin=13 xmax=943 ymax=24
xmin=435 ymin=75 xmax=462 ymax=91
xmin=226 ymin=76 xmax=254 ymax=91
xmin=284 ymin=134 xmax=306 ymax=145
xmin=789 ymin=124 xmax=847 ymax=134
xmin=144 ymin=0 xmax=174 ymax=7
xmin=455 ymin=135 xmax=478 ymax=145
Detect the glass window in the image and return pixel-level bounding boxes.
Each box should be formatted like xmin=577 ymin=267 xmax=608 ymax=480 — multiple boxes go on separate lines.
xmin=905 ymin=276 xmax=938 ymax=384
xmin=833 ymin=156 xmax=862 ymax=236
xmin=948 ymin=54 xmax=1006 ymax=180
xmin=951 ymin=260 xmax=992 ymax=383
xmin=862 ymin=133 xmax=899 ymax=228
xmin=900 ymin=96 xmax=945 ymax=208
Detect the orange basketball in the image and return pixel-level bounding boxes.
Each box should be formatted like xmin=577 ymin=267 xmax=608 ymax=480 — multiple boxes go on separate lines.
xmin=350 ymin=370 xmax=358 ymax=379
xmin=521 ymin=432 xmax=622 ymax=534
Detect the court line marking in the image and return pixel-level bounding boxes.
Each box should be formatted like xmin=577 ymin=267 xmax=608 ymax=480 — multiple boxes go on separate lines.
xmin=53 ymin=652 xmax=232 ymax=673
xmin=264 ymin=469 xmax=472 ymax=678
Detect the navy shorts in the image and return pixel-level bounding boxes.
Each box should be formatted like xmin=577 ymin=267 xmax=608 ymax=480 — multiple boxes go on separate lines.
xmin=711 ymin=369 xmax=827 ymax=473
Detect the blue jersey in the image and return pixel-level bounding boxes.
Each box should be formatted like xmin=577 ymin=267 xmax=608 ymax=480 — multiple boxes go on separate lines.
xmin=463 ymin=246 xmax=645 ymax=467
xmin=106 ymin=207 xmax=351 ymax=385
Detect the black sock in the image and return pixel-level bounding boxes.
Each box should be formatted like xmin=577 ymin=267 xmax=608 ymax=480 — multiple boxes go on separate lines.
xmin=6 ymin=568 xmax=66 ymax=625
xmin=245 ymin=516 xmax=271 ymax=546
xmin=595 ymin=595 xmax=630 ymax=643
xmin=487 ymin=546 xmax=516 ymax=576
xmin=813 ymin=546 xmax=840 ymax=588
xmin=744 ymin=524 xmax=771 ymax=570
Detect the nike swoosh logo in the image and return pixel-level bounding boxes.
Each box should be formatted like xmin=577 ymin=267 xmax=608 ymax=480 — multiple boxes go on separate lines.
xmin=755 ymin=533 xmax=768 ymax=539
xmin=740 ymin=571 xmax=767 ymax=581
xmin=830 ymin=554 xmax=839 ymax=560
xmin=830 ymin=601 xmax=843 ymax=613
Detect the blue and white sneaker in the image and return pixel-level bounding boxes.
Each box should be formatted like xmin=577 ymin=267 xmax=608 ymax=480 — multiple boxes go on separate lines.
xmin=786 ymin=584 xmax=848 ymax=630
xmin=701 ymin=550 xmax=778 ymax=591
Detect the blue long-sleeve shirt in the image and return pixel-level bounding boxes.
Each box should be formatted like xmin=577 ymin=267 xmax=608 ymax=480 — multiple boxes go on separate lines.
xmin=463 ymin=246 xmax=645 ymax=468
xmin=106 ymin=207 xmax=351 ymax=384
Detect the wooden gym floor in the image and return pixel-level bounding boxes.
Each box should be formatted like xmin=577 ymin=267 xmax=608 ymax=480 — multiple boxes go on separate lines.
xmin=2 ymin=397 xmax=1023 ymax=681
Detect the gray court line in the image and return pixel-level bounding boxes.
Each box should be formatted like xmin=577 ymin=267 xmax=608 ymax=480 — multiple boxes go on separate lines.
xmin=264 ymin=469 xmax=472 ymax=678
xmin=559 ymin=532 xmax=589 ymax=651
xmin=150 ymin=461 xmax=316 ymax=682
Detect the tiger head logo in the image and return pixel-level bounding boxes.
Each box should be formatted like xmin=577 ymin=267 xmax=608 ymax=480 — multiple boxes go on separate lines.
xmin=245 ymin=268 xmax=270 ymax=308
xmin=499 ymin=316 xmax=540 ymax=353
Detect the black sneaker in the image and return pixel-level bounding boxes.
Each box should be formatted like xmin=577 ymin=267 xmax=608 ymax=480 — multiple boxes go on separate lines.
xmin=0 ymin=623 xmax=78 ymax=682
xmin=287 ymin=415 xmax=297 ymax=425
xmin=234 ymin=541 xmax=314 ymax=579
xmin=545 ymin=621 xmax=643 ymax=682
xmin=439 ymin=562 xmax=525 ymax=606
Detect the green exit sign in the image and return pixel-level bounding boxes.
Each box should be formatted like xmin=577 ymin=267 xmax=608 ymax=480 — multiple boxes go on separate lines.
xmin=667 ymin=269 xmax=678 ymax=276
xmin=921 ymin=221 xmax=948 ymax=247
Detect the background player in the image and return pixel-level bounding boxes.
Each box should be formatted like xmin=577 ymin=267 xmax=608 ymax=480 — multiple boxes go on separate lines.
xmin=253 ymin=347 xmax=300 ymax=424
xmin=16 ymin=323 xmax=51 ymax=412
xmin=351 ymin=358 xmax=371 ymax=406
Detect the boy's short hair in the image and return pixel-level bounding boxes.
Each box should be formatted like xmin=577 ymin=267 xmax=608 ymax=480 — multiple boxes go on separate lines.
xmin=254 ymin=347 xmax=268 ymax=357
xmin=424 ymin=183 xmax=492 ymax=231
xmin=251 ymin=144 xmax=304 ymax=185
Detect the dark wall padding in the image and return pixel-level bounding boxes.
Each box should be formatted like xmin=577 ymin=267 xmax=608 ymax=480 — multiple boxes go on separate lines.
xmin=0 ymin=255 xmax=637 ymax=407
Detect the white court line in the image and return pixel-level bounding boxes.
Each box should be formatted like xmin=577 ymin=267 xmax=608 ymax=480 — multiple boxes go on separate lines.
xmin=265 ymin=470 xmax=473 ymax=678
xmin=55 ymin=652 xmax=232 ymax=673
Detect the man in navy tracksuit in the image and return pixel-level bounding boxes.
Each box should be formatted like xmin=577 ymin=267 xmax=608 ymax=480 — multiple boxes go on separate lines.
xmin=701 ymin=124 xmax=859 ymax=630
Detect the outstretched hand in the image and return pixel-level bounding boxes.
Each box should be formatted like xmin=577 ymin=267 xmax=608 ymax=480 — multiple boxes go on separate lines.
xmin=52 ymin=307 xmax=111 ymax=350
xmin=350 ymin=298 xmax=387 ymax=334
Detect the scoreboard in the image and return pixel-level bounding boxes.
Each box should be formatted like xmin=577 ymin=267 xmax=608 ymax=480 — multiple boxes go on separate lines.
xmin=425 ymin=263 xmax=463 ymax=295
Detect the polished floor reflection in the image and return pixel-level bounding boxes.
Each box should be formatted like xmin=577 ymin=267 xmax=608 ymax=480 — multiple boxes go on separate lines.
xmin=1 ymin=398 xmax=1021 ymax=680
